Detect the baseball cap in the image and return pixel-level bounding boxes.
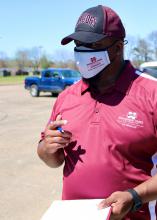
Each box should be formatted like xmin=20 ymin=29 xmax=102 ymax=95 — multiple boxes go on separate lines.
xmin=61 ymin=5 xmax=126 ymax=45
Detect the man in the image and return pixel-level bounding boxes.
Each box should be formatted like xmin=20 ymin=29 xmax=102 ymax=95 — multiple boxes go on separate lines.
xmin=38 ymin=5 xmax=157 ymax=220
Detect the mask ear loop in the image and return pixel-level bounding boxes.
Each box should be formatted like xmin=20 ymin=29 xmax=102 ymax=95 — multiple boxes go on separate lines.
xmin=123 ymin=39 xmax=128 ymax=45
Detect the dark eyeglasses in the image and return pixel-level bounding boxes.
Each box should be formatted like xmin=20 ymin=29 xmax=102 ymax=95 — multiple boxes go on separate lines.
xmin=74 ymin=40 xmax=119 ymax=52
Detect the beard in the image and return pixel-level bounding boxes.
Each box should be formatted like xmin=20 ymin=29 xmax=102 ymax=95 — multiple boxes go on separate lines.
xmin=82 ymin=68 xmax=116 ymax=95
xmin=82 ymin=69 xmax=103 ymax=88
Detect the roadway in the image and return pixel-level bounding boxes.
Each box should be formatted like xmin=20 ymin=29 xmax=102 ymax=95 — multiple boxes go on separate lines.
xmin=0 ymin=85 xmax=62 ymax=220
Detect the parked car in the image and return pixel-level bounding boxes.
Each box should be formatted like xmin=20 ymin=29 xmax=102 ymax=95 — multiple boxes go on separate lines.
xmin=32 ymin=70 xmax=41 ymax=75
xmin=139 ymin=61 xmax=157 ymax=78
xmin=24 ymin=68 xmax=81 ymax=97
xmin=0 ymin=69 xmax=11 ymax=76
xmin=16 ymin=69 xmax=29 ymax=76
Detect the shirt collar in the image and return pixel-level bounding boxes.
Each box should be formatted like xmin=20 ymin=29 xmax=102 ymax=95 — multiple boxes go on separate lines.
xmin=80 ymin=60 xmax=136 ymax=96
xmin=81 ymin=80 xmax=89 ymax=95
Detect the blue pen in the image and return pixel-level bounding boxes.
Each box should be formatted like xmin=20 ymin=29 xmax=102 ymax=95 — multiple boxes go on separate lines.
xmin=57 ymin=126 xmax=64 ymax=133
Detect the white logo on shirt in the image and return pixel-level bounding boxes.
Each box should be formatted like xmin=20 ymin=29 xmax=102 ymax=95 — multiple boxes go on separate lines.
xmin=117 ymin=112 xmax=144 ymax=128
xmin=127 ymin=112 xmax=137 ymax=120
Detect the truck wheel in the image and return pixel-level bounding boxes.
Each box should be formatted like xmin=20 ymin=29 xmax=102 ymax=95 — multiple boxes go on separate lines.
xmin=30 ymin=84 xmax=40 ymax=97
xmin=51 ymin=92 xmax=58 ymax=97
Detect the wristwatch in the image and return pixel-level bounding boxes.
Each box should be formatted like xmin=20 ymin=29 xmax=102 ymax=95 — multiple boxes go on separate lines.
xmin=127 ymin=188 xmax=142 ymax=212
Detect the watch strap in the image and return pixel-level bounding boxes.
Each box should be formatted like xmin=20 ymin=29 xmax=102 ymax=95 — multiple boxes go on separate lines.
xmin=127 ymin=188 xmax=142 ymax=212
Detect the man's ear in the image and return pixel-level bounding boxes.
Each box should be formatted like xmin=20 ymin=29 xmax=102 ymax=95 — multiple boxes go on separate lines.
xmin=115 ymin=41 xmax=123 ymax=55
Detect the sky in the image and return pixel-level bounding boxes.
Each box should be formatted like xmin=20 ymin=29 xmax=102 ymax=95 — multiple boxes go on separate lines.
xmin=0 ymin=0 xmax=157 ymax=59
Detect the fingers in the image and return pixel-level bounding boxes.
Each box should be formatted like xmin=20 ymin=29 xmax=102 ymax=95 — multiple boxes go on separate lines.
xmin=56 ymin=114 xmax=62 ymax=121
xmin=98 ymin=191 xmax=134 ymax=220
xmin=44 ymin=127 xmax=72 ymax=146
xmin=44 ymin=142 xmax=68 ymax=154
xmin=43 ymin=133 xmax=71 ymax=154
xmin=98 ymin=198 xmax=120 ymax=220
xmin=45 ymin=129 xmax=72 ymax=138
xmin=45 ymin=136 xmax=70 ymax=145
xmin=48 ymin=119 xmax=68 ymax=130
xmin=43 ymin=114 xmax=72 ymax=154
xmin=46 ymin=114 xmax=71 ymax=138
xmin=98 ymin=196 xmax=115 ymax=209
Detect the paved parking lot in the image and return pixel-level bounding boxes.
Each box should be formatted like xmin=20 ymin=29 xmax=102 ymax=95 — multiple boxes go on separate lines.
xmin=0 ymin=85 xmax=63 ymax=220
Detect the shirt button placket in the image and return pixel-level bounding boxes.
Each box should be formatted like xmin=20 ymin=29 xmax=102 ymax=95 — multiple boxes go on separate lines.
xmin=91 ymin=101 xmax=101 ymax=124
xmin=95 ymin=108 xmax=99 ymax=113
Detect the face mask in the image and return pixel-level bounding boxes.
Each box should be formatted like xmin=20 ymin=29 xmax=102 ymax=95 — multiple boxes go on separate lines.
xmin=74 ymin=46 xmax=110 ymax=79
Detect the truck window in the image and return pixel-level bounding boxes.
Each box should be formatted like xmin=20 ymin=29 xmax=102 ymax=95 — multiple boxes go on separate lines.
xmin=62 ymin=70 xmax=80 ymax=78
xmin=44 ymin=71 xmax=52 ymax=78
xmin=52 ymin=71 xmax=60 ymax=78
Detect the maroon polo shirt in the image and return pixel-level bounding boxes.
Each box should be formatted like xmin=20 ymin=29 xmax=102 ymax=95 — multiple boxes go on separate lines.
xmin=42 ymin=61 xmax=157 ymax=220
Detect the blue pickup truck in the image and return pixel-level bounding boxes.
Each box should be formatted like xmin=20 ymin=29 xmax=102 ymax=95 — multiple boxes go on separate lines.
xmin=24 ymin=68 xmax=81 ymax=97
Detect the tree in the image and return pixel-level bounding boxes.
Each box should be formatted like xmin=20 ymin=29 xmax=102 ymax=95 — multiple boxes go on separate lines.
xmin=40 ymin=55 xmax=51 ymax=69
xmin=124 ymin=35 xmax=137 ymax=60
xmin=64 ymin=59 xmax=77 ymax=69
xmin=15 ymin=49 xmax=30 ymax=69
xmin=149 ymin=31 xmax=157 ymax=60
xmin=29 ymin=46 xmax=42 ymax=70
xmin=132 ymin=38 xmax=153 ymax=63
xmin=53 ymin=49 xmax=73 ymax=62
xmin=0 ymin=51 xmax=8 ymax=68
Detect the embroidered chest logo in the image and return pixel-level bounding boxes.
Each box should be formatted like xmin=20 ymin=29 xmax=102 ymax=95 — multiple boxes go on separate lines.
xmin=117 ymin=112 xmax=144 ymax=128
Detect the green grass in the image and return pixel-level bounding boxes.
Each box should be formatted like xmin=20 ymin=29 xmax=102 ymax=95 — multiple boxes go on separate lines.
xmin=0 ymin=76 xmax=26 ymax=85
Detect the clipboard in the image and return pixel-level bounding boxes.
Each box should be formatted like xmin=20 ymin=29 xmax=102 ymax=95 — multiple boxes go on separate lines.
xmin=41 ymin=199 xmax=111 ymax=220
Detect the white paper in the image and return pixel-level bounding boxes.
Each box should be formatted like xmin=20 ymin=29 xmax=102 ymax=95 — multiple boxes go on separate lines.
xmin=41 ymin=199 xmax=111 ymax=220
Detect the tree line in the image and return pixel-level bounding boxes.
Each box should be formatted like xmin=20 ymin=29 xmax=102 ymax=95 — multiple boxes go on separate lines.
xmin=0 ymin=31 xmax=157 ymax=74
xmin=125 ymin=31 xmax=157 ymax=66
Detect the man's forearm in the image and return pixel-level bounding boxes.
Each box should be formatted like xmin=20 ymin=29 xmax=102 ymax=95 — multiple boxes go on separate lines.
xmin=37 ymin=140 xmax=65 ymax=168
xmin=134 ymin=174 xmax=157 ymax=203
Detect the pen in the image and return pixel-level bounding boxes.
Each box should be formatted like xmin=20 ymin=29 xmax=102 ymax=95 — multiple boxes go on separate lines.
xmin=50 ymin=120 xmax=65 ymax=133
xmin=57 ymin=126 xmax=64 ymax=133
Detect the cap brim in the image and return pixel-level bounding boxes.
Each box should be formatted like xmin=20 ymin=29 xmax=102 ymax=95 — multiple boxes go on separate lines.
xmin=61 ymin=31 xmax=106 ymax=45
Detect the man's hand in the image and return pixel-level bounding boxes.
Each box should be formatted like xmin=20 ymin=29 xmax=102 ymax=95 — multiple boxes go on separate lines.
xmin=98 ymin=191 xmax=134 ymax=220
xmin=37 ymin=115 xmax=72 ymax=167
xmin=43 ymin=114 xmax=72 ymax=154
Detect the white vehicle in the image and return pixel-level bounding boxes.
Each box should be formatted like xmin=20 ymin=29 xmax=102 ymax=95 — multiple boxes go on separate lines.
xmin=139 ymin=61 xmax=157 ymax=78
